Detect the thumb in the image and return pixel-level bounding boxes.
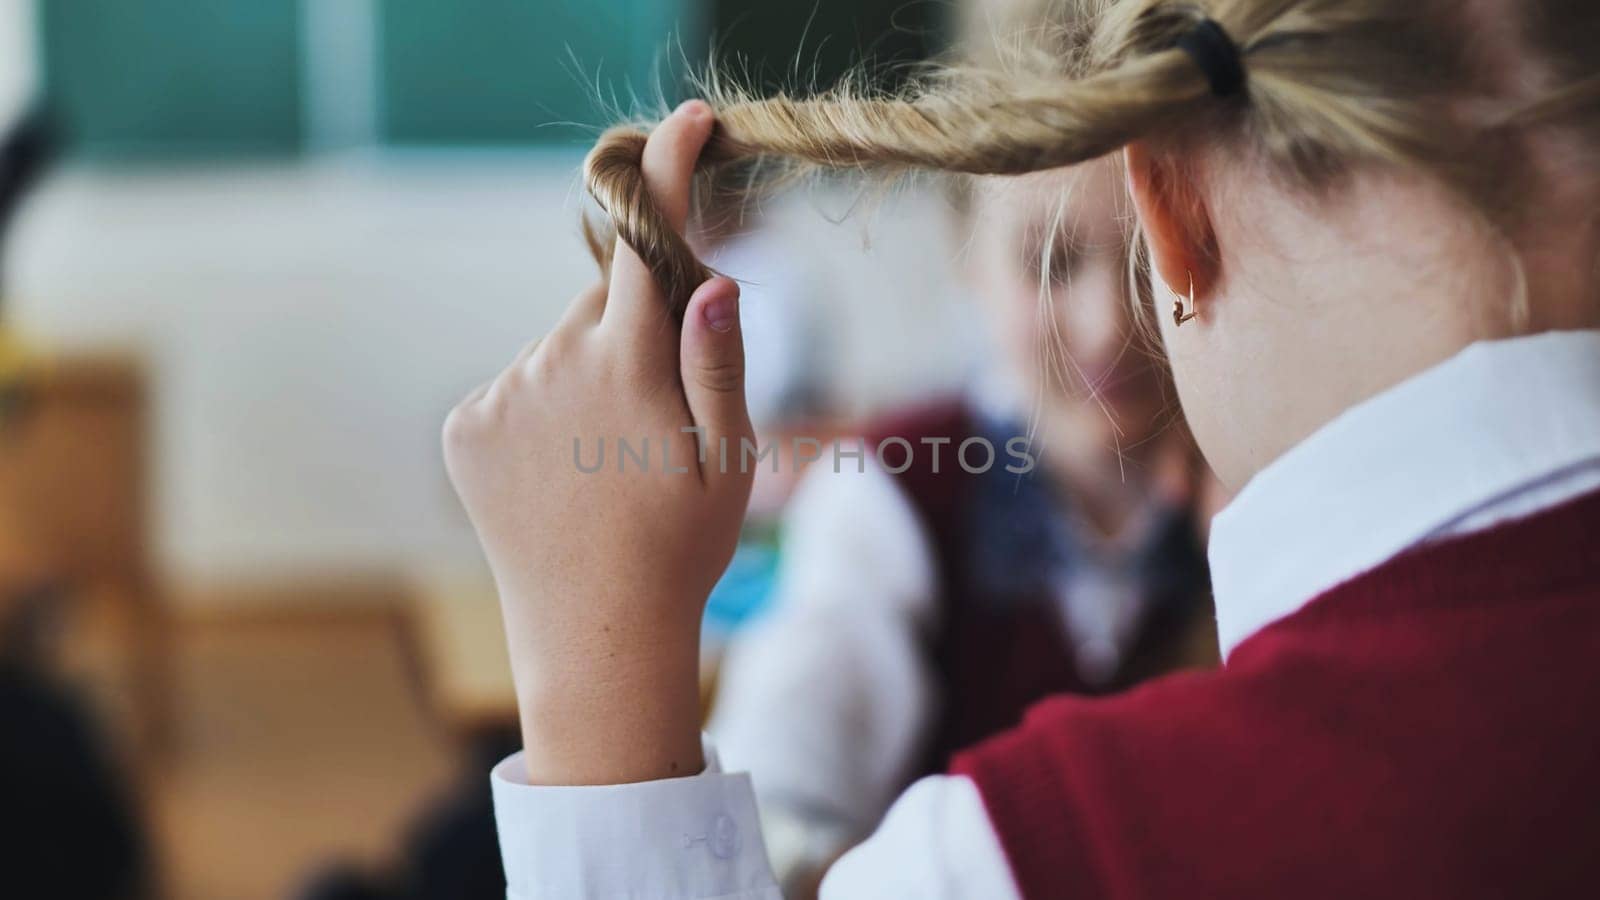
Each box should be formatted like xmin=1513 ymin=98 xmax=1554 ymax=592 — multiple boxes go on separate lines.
xmin=680 ymin=276 xmax=753 ymax=467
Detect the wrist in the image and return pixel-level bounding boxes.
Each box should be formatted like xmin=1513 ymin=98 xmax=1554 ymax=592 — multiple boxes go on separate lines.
xmin=511 ymin=611 xmax=704 ymax=785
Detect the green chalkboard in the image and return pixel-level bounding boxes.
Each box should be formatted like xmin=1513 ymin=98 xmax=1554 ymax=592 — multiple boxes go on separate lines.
xmin=38 ymin=0 xmax=304 ymax=157
xmin=708 ymin=0 xmax=943 ymax=92
xmin=379 ymin=0 xmax=704 ymax=146
xmin=34 ymin=0 xmax=934 ymax=157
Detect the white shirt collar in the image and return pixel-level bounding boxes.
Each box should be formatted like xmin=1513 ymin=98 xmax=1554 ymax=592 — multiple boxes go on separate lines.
xmin=1209 ymin=329 xmax=1600 ymax=659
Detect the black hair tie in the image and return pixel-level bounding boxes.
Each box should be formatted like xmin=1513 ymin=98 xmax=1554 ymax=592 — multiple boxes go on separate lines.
xmin=1175 ymin=19 xmax=1245 ymax=98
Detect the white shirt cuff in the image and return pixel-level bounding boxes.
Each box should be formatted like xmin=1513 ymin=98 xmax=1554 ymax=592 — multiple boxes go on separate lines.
xmin=491 ymin=734 xmax=782 ymax=900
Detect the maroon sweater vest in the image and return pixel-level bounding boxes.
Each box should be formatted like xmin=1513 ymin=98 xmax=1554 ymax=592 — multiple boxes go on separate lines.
xmin=951 ymin=486 xmax=1600 ymax=899
xmin=867 ymin=401 xmax=1211 ymax=778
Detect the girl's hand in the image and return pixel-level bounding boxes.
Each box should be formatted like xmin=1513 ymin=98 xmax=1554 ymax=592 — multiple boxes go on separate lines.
xmin=442 ymin=101 xmax=753 ymax=785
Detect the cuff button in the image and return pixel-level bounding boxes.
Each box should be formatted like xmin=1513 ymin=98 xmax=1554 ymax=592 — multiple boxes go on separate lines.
xmin=710 ymin=813 xmax=741 ymax=859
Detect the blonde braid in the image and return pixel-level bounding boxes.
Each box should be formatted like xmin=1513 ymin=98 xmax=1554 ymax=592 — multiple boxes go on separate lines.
xmin=582 ymin=0 xmax=1600 ymax=317
xmin=584 ymin=55 xmax=1209 ymax=316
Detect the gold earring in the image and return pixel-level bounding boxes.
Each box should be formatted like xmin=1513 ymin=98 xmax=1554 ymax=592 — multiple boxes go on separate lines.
xmin=1173 ymin=272 xmax=1198 ymax=327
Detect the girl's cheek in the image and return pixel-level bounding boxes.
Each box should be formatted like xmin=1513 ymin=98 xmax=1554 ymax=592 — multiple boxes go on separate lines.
xmin=982 ymin=278 xmax=1046 ymax=363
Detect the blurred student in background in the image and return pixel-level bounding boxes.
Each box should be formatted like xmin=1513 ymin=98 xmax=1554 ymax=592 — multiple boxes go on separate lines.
xmin=689 ymin=165 xmax=841 ymax=644
xmin=706 ymin=8 xmax=1218 ymax=884
xmin=710 ymin=158 xmax=1217 ymax=897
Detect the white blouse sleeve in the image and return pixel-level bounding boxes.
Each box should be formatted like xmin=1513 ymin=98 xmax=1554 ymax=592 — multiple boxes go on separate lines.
xmin=491 ymin=740 xmax=1020 ymax=899
xmin=491 ymin=737 xmax=780 ymax=900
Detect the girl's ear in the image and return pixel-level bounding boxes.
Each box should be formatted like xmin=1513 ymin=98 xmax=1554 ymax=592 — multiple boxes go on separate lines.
xmin=1124 ymin=143 xmax=1221 ymax=302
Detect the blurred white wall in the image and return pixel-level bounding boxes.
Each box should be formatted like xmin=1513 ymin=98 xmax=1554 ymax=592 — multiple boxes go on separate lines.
xmin=0 ymin=0 xmax=36 ymax=130
xmin=6 ymin=156 xmax=982 ymax=604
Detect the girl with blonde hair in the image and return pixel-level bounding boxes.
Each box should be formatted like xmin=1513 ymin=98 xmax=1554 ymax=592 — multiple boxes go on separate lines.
xmin=443 ymin=0 xmax=1600 ymax=896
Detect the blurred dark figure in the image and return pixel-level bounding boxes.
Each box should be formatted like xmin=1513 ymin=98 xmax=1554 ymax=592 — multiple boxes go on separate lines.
xmin=0 ymin=106 xmax=52 ymax=298
xmin=0 ymin=657 xmax=150 ymax=899
xmin=1 ymin=106 xmax=151 ymax=900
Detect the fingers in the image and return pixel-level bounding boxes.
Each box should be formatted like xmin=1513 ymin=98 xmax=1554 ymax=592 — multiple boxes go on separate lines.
xmin=604 ymin=101 xmax=716 ymax=332
xmin=478 ymin=284 xmax=603 ymax=406
xmin=564 ymin=281 xmax=608 ymax=329
xmin=642 ymin=101 xmax=710 ymax=234
xmin=458 ymin=378 xmax=493 ymax=409
xmin=679 ymin=277 xmax=753 ymax=488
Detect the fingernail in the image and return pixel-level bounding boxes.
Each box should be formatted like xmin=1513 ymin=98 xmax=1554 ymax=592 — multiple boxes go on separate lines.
xmin=703 ymin=288 xmax=738 ymax=333
xmin=675 ymin=99 xmax=709 ymax=120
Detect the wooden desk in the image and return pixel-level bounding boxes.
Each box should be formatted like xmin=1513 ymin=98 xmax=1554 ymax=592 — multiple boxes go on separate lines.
xmin=404 ymin=569 xmax=520 ymax=737
xmin=0 ymin=348 xmax=173 ymax=755
xmin=404 ymin=567 xmax=723 ymax=740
